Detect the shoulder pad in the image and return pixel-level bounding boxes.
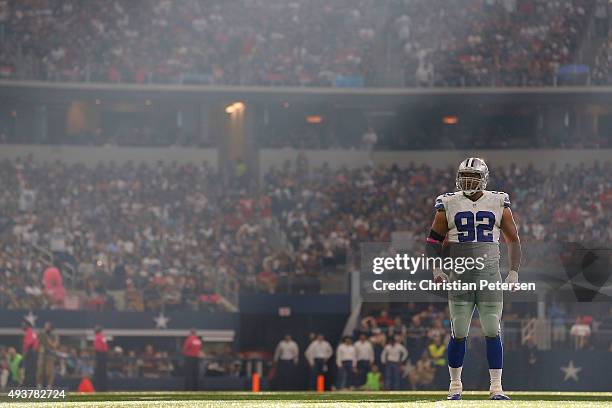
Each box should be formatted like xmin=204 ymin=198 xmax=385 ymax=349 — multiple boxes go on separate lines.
xmin=487 ymin=191 xmax=511 ymax=208
xmin=435 ymin=192 xmax=457 ymax=210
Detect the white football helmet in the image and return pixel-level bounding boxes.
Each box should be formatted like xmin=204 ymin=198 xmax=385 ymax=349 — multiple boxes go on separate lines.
xmin=456 ymin=157 xmax=488 ymax=195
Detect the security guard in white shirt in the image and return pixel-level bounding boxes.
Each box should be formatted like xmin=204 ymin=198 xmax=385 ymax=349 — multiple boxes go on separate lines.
xmin=336 ymin=336 xmax=357 ymax=389
xmin=354 ymin=333 xmax=375 ymax=386
xmin=381 ymin=336 xmax=408 ymax=390
xmin=305 ymin=334 xmax=333 ymax=390
xmin=273 ymin=334 xmax=299 ymax=390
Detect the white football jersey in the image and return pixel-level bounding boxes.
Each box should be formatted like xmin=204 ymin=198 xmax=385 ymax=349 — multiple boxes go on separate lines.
xmin=435 ymin=190 xmax=510 ymax=244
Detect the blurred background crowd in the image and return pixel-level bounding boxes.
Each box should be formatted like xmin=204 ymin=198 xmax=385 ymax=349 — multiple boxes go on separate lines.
xmin=0 ymin=155 xmax=610 ymax=310
xmin=0 ymin=0 xmax=609 ymax=87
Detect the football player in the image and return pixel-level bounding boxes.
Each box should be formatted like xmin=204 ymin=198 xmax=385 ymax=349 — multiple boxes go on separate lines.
xmin=425 ymin=157 xmax=522 ymax=400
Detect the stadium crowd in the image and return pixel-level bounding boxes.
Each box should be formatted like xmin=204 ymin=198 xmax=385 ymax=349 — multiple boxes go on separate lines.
xmin=0 ymin=157 xmax=270 ymax=311
xmin=592 ymin=35 xmax=612 ymax=85
xmin=0 ymin=0 xmax=378 ymax=86
xmin=0 ymin=0 xmax=601 ymax=87
xmin=266 ymin=157 xmax=612 ymax=269
xmin=393 ymin=0 xmax=592 ymax=87
xmin=270 ymin=302 xmax=612 ymax=392
xmin=1 ymin=155 xmax=611 ymax=310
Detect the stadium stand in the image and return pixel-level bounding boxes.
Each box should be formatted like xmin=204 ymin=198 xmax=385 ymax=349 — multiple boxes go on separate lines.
xmin=0 ymin=0 xmax=602 ymax=87
xmin=1 ymin=156 xmax=610 ymax=311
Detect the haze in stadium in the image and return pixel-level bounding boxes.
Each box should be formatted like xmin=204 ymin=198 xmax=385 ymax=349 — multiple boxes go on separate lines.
xmin=0 ymin=0 xmax=611 ymax=407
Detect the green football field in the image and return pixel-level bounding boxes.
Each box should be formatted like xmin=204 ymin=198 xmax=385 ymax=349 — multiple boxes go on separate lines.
xmin=2 ymin=391 xmax=612 ymax=407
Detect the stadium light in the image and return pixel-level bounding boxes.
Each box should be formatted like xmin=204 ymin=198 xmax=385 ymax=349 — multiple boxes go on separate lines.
xmin=442 ymin=115 xmax=459 ymax=125
xmin=306 ymin=115 xmax=323 ymax=124
xmin=225 ymin=102 xmax=245 ymax=115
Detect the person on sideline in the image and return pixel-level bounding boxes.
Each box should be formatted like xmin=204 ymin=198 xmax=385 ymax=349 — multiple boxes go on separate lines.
xmin=22 ymin=320 xmax=39 ymax=387
xmin=336 ymin=336 xmax=357 ymax=390
xmin=381 ymin=336 xmax=408 ymax=390
xmin=354 ymin=333 xmax=374 ymax=386
xmin=362 ymin=364 xmax=382 ymax=391
xmin=273 ymin=334 xmax=299 ymax=390
xmin=36 ymin=322 xmax=59 ymax=388
xmin=93 ymin=326 xmax=108 ymax=391
xmin=182 ymin=329 xmax=202 ymax=391
xmin=305 ymin=334 xmax=333 ymax=390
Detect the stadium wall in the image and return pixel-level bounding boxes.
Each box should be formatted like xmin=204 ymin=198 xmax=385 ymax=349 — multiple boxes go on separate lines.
xmin=0 ymin=144 xmax=218 ymax=167
xmin=4 ymin=80 xmax=612 ymax=102
xmin=4 ymin=144 xmax=608 ymax=175
xmin=0 ymin=310 xmax=237 ymax=341
xmin=259 ymin=148 xmax=612 ymax=173
xmin=239 ymin=294 xmax=350 ymax=353
xmin=49 ymin=350 xmax=612 ymax=391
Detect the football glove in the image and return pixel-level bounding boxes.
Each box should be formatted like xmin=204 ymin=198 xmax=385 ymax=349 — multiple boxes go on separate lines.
xmin=504 ymin=270 xmax=519 ymax=291
xmin=433 ymin=269 xmax=449 ymax=284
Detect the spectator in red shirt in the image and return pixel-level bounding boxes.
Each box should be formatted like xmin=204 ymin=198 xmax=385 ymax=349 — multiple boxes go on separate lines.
xmin=375 ymin=310 xmax=394 ymax=329
xmin=22 ymin=320 xmax=39 ymax=387
xmin=182 ymin=329 xmax=202 ymax=391
xmin=93 ymin=326 xmax=108 ymax=391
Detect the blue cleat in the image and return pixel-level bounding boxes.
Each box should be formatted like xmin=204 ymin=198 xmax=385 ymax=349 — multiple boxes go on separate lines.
xmin=490 ymin=393 xmax=511 ymax=400
xmin=447 ymin=394 xmax=462 ymax=400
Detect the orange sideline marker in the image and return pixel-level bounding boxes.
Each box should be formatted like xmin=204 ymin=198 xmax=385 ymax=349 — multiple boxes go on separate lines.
xmin=316 ymin=374 xmax=325 ymax=393
xmin=252 ymin=373 xmax=260 ymax=392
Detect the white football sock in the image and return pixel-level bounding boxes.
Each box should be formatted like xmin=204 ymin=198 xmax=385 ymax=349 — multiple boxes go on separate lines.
xmin=449 ymin=366 xmax=462 ymax=382
xmin=489 ymin=368 xmax=502 ymax=390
